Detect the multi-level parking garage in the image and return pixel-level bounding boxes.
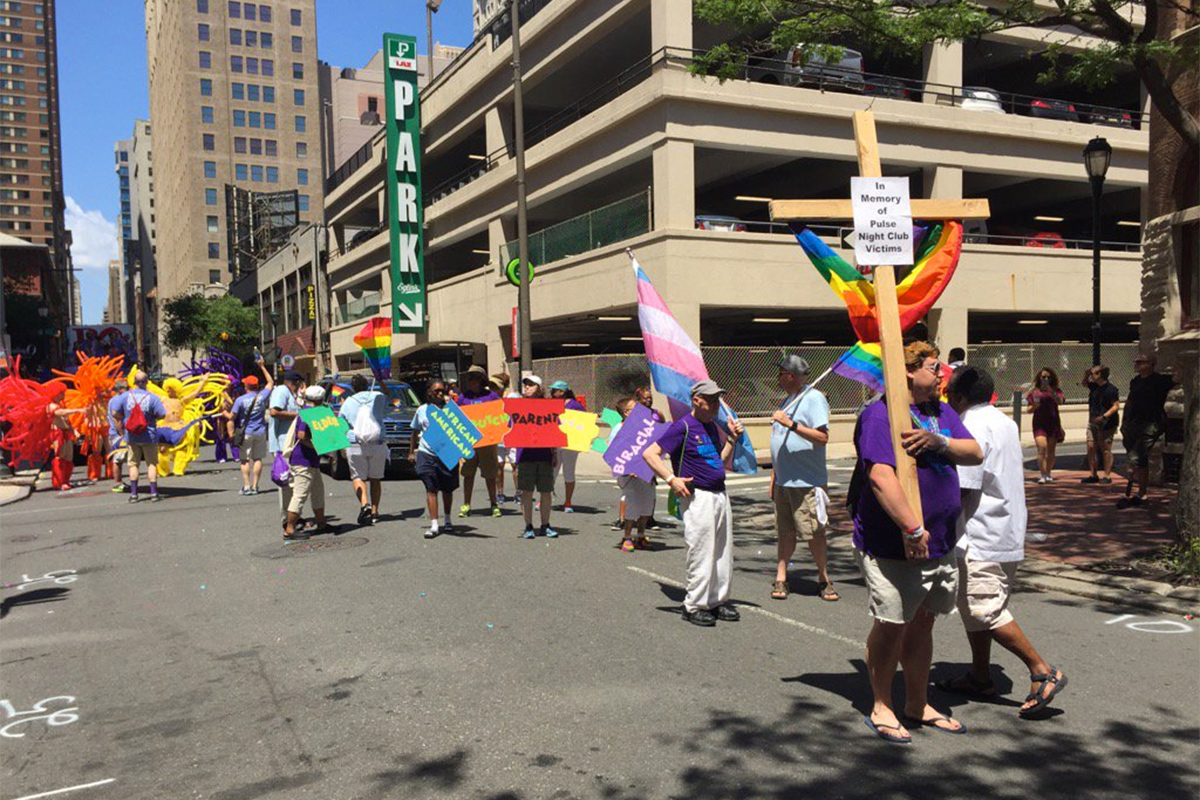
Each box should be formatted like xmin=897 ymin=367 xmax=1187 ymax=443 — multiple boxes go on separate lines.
xmin=320 ymin=0 xmax=1146 ymax=375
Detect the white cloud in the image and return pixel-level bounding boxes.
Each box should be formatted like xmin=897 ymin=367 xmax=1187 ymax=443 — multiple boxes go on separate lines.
xmin=64 ymin=196 xmax=120 ymax=271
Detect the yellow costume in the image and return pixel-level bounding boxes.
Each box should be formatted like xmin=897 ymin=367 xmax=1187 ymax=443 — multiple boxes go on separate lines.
xmin=126 ymin=367 xmax=230 ymax=476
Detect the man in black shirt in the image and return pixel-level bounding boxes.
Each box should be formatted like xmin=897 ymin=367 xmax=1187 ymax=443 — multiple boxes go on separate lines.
xmin=1119 ymin=353 xmax=1176 ymax=507
xmin=1081 ymin=365 xmax=1120 ymax=484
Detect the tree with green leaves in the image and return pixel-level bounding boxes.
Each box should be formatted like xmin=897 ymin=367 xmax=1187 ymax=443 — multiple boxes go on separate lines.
xmin=162 ymin=293 xmax=261 ymax=364
xmin=693 ymin=0 xmax=1199 ymax=148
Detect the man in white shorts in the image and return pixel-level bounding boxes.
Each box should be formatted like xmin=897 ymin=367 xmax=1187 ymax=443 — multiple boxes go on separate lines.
xmin=338 ymin=374 xmax=389 ymax=526
xmin=941 ymin=366 xmax=1067 ymax=719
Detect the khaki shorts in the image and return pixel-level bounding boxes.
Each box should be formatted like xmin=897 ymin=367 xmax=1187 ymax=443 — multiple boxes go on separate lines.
xmin=956 ymin=557 xmax=1017 ymax=632
xmin=127 ymin=442 xmax=160 ymax=465
xmin=1086 ymin=423 xmax=1115 ymax=446
xmin=774 ymin=485 xmax=825 ymax=542
xmin=855 ymin=550 xmax=958 ymax=624
xmin=239 ymin=434 xmax=267 ymax=463
xmin=461 ymin=444 xmax=499 ymax=481
xmin=288 ymin=465 xmax=325 ymax=514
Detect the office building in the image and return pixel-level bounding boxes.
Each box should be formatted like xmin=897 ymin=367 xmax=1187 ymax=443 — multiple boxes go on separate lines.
xmin=103 ymin=259 xmax=124 ymax=324
xmin=144 ymin=0 xmax=324 ymax=368
xmin=0 ymin=0 xmax=72 ymax=332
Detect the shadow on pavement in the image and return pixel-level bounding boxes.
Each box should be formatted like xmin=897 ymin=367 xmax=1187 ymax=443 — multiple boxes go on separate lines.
xmin=0 ymin=586 xmax=70 ymax=619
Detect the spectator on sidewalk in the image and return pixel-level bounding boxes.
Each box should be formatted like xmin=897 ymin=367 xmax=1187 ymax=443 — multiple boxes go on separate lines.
xmin=458 ymin=365 xmax=502 ymax=519
xmin=117 ymin=371 xmax=168 ymax=503
xmin=230 ymin=362 xmax=272 ymax=495
xmin=851 ymin=341 xmax=982 ymax=744
xmin=1118 ymin=353 xmax=1176 ymax=508
xmin=1026 ymin=367 xmax=1065 ymax=484
xmin=643 ymin=380 xmax=745 ymax=628
xmin=941 ymin=365 xmax=1068 ymax=719
xmin=769 ymin=355 xmax=836 ymax=602
xmin=409 ymin=380 xmax=459 ymax=539
xmin=339 ymin=374 xmax=389 ymax=525
xmin=283 ymin=385 xmax=331 ymax=541
xmin=269 ymin=370 xmax=304 ymax=529
xmin=549 ymin=379 xmax=586 ymax=513
xmin=1082 ymin=365 xmax=1120 ymax=484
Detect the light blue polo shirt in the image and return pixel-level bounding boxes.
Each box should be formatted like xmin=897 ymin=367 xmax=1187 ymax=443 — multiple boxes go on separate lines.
xmin=268 ymin=385 xmax=298 ymax=453
xmin=770 ymin=389 xmax=830 ymax=488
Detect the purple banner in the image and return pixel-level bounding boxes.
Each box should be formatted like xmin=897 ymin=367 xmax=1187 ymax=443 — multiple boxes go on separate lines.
xmin=602 ymin=403 xmax=669 ymax=482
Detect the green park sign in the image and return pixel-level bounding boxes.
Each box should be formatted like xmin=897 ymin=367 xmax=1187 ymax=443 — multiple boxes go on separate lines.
xmin=383 ymin=33 xmax=425 ymax=333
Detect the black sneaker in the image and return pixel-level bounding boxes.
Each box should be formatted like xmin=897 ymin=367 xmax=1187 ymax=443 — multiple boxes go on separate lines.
xmin=646 ymin=517 xmax=662 ymax=531
xmin=1079 ymin=476 xmax=1100 ymax=484
xmin=715 ymin=605 xmax=740 ymax=622
xmin=1099 ymin=477 xmax=1113 ymax=484
xmin=149 ymin=494 xmax=162 ymax=503
xmin=682 ymin=608 xmax=717 ymax=627
xmin=357 ymin=505 xmax=373 ymax=525
xmin=609 ymin=518 xmax=625 ymax=531
xmin=128 ymin=495 xmax=139 ymax=504
xmin=1130 ymin=495 xmax=1145 ymax=506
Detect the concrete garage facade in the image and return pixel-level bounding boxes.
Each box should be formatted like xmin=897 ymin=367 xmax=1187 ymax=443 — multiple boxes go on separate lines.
xmin=321 ymin=0 xmax=1148 ymax=381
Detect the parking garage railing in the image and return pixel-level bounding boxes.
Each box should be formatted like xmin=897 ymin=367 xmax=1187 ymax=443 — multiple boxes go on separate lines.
xmin=499 ymin=189 xmax=652 ymax=267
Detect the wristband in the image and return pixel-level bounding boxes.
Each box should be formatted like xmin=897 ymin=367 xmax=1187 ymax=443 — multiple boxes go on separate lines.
xmin=903 ymin=526 xmax=925 ymax=542
xmin=933 ymin=432 xmax=949 ymax=454
xmin=666 ymin=474 xmax=677 ymax=483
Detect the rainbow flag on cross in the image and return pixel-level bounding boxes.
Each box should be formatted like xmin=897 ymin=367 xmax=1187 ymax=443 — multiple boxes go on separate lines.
xmin=632 ymin=256 xmax=757 ymax=475
xmin=353 ymin=317 xmax=392 ymax=380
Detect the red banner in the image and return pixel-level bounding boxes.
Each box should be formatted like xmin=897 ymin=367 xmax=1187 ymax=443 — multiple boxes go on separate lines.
xmin=503 ymin=398 xmax=566 ymax=448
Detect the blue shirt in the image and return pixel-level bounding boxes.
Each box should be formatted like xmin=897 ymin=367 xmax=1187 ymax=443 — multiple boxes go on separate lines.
xmin=412 ymin=404 xmax=440 ymax=456
xmin=338 ymin=390 xmax=386 ymax=444
xmin=770 ymin=389 xmax=830 ymax=488
xmin=231 ymin=388 xmax=271 ymax=436
xmin=117 ymin=388 xmax=166 ymax=445
xmin=268 ymin=385 xmax=297 ymax=453
xmin=107 ymin=392 xmax=127 ymax=438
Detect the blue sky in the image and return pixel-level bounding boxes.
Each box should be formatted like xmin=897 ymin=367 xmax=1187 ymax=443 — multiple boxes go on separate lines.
xmin=60 ymin=0 xmax=477 ymax=324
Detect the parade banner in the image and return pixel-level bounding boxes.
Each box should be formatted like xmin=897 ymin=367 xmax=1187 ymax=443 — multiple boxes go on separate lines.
xmin=602 ymin=403 xmax=668 ymax=482
xmin=590 ymin=408 xmax=624 ymax=454
xmin=298 ymin=407 xmax=352 ymax=455
xmin=558 ymin=409 xmax=600 ymax=452
xmin=423 ymin=400 xmax=483 ymax=469
xmin=383 ymin=33 xmax=425 ymax=332
xmin=461 ymin=399 xmax=508 ymax=448
xmin=503 ymin=398 xmax=566 ymax=449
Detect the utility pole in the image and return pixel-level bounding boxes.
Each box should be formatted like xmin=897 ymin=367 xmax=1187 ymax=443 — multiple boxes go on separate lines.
xmin=426 ymin=1 xmax=442 ymax=83
xmin=511 ymin=0 xmax=532 ymax=373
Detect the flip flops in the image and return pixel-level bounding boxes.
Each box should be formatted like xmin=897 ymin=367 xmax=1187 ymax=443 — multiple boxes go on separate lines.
xmin=902 ymin=714 xmax=967 ymax=735
xmin=1020 ymin=667 xmax=1068 ymax=718
xmin=863 ymin=716 xmax=911 ymax=745
xmin=819 ymin=582 xmax=840 ymax=602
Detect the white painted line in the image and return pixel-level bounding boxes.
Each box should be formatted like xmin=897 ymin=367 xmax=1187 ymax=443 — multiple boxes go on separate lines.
xmin=9 ymin=778 xmax=116 ymax=800
xmin=625 ymin=565 xmax=862 ymax=648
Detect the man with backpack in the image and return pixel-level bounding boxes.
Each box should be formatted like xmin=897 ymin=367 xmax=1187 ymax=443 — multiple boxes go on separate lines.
xmin=338 ymin=373 xmax=388 ymax=525
xmin=116 ymin=370 xmax=167 ymax=503
xmin=229 ymin=358 xmax=273 ymax=495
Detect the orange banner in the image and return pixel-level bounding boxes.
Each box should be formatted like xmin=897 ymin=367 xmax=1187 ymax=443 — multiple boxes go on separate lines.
xmin=461 ymin=399 xmax=509 ymax=448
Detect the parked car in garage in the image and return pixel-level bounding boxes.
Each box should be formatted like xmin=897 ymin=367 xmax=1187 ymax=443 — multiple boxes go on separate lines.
xmin=864 ymin=75 xmax=914 ymax=101
xmin=959 ymin=86 xmax=1006 ymax=114
xmin=317 ymin=374 xmax=420 ymax=479
xmin=1027 ymin=97 xmax=1079 ymax=121
xmin=695 ymin=215 xmax=747 ymax=232
xmin=746 ymin=46 xmax=865 ymax=93
xmin=1089 ymin=107 xmax=1135 ymax=128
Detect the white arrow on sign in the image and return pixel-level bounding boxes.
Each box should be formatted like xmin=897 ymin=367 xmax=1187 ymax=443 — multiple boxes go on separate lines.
xmin=840 ymin=229 xmax=859 ymax=250
xmin=395 ymin=302 xmax=424 ymax=329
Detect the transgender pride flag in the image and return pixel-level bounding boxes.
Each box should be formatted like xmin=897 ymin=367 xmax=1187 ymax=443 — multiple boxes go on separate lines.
xmin=631 ymin=254 xmax=757 ymax=475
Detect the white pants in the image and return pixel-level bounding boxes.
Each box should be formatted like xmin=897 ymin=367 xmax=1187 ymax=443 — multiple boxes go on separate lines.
xmin=680 ymin=489 xmax=733 ymax=613
xmin=554 ymin=449 xmax=579 ymax=482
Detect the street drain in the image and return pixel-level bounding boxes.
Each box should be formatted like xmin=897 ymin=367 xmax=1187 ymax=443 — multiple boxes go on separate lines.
xmin=252 ymin=536 xmax=370 ymax=559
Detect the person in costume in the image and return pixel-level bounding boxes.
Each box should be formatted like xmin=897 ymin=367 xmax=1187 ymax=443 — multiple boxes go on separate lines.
xmin=125 ymin=367 xmax=230 ymax=476
xmin=53 ymin=352 xmax=126 ymax=484
xmin=0 ymin=358 xmax=86 ymax=490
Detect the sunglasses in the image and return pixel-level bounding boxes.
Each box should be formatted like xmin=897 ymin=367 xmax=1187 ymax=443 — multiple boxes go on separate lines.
xmin=923 ymin=362 xmax=943 ymax=375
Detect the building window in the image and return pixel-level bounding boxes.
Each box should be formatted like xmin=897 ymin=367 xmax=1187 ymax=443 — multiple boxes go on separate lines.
xmin=228 ymin=1 xmax=240 ymax=18
xmin=265 ymin=139 xmax=277 ymax=156
xmin=233 ymin=109 xmax=245 ymax=126
xmin=199 ymin=51 xmax=211 ymax=69
xmin=209 ymin=269 xmax=221 ymax=283
xmin=229 ymin=28 xmax=241 ymax=46
xmin=205 ymin=188 xmax=217 ymax=205
xmin=245 ymin=30 xmax=257 ymax=47
xmin=259 ymin=4 xmax=271 ymax=22
xmin=234 ymin=136 xmax=247 ymax=153
xmin=260 ymin=31 xmax=272 ymax=48
xmin=251 ymin=164 xmax=263 ymax=182
xmin=248 ymin=110 xmax=261 ymax=128
xmin=261 ymin=59 xmax=273 ymax=76
xmin=263 ymin=112 xmax=276 ymax=129
xmin=298 ymin=194 xmax=309 ymax=212
xmin=230 ymin=55 xmax=242 ymax=72
xmin=291 ymin=62 xmax=302 ymax=79
xmin=266 ymin=166 xmax=278 ymax=183
xmin=263 ymin=85 xmax=275 ymax=102
xmin=235 ymin=163 xmax=248 ymax=180
xmin=200 ymin=77 xmax=213 ymax=96
xmin=291 ymin=35 xmax=302 ymax=53
xmin=294 ymin=114 xmax=305 ymax=133
xmin=290 ymin=8 xmax=300 ymax=25
xmin=244 ymin=2 xmax=256 ymax=21
xmin=203 ymin=160 xmax=216 ymax=178
xmin=246 ymin=83 xmax=259 ymax=101
xmin=207 ymin=215 xmax=219 ymax=233
xmin=197 ymin=0 xmax=209 ymax=11
xmin=296 ymin=167 xmax=307 ymax=185
xmin=208 ymin=242 xmax=220 ymax=259
xmin=197 ymin=23 xmax=209 ymax=41
xmin=293 ymin=88 xmax=303 ymax=105
xmin=232 ymin=82 xmax=244 ymax=99
xmin=295 ymin=141 xmax=306 ymax=157
xmin=250 ymin=137 xmax=262 ymax=154
xmin=246 ymin=57 xmax=258 ymax=75
xmin=202 ymin=133 xmax=215 ymax=150
xmin=201 ymin=105 xmax=214 ymax=123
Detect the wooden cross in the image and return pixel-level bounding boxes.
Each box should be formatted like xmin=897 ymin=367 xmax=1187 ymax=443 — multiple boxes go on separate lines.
xmin=769 ymin=111 xmax=991 ymax=520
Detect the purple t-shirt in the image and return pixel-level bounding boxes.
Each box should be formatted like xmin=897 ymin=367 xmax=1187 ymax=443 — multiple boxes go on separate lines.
xmin=458 ymin=389 xmax=501 ymax=407
xmin=654 ymin=413 xmax=725 ymax=493
xmin=289 ymin=417 xmax=320 ymax=469
xmin=852 ymin=399 xmax=972 ymax=560
xmin=564 ymin=398 xmax=586 ymax=412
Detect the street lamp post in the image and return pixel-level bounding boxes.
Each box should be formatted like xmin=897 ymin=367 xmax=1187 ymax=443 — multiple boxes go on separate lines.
xmin=1083 ymin=136 xmax=1112 ymax=368
xmin=511 ymin=0 xmax=532 ymax=373
xmin=426 ymin=1 xmax=442 ymax=83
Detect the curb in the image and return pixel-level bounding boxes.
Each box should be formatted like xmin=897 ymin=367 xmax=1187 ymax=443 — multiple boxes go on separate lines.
xmin=0 ymin=484 xmax=31 ymax=507
xmin=1020 ymin=558 xmax=1199 ymax=616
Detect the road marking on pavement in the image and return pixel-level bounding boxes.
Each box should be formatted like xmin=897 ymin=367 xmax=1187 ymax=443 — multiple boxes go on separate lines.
xmin=1105 ymin=613 xmax=1194 ymax=634
xmin=1 ymin=696 xmax=80 ymax=739
xmin=625 ymin=565 xmax=862 ymax=648
xmin=8 ymin=778 xmax=115 ymax=800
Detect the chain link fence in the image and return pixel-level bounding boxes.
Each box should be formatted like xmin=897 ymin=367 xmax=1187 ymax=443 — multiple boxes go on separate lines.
xmin=506 ymin=355 xmax=652 ymax=412
xmin=968 ymin=343 xmax=1139 ymax=404
xmin=500 ymin=189 xmax=651 ymax=268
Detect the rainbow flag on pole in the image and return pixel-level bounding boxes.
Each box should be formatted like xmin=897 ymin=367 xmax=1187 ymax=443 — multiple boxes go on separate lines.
xmin=835 ymin=341 xmax=885 ymax=394
xmin=353 ymin=317 xmax=392 ymax=380
xmin=631 ymin=254 xmax=757 ymax=474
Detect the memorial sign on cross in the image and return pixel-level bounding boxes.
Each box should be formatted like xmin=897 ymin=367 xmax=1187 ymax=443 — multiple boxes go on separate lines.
xmin=769 ymin=111 xmax=991 ymax=517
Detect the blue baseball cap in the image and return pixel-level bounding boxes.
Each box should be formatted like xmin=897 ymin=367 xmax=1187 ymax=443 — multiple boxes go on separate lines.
xmin=548 ymin=380 xmax=570 ymax=391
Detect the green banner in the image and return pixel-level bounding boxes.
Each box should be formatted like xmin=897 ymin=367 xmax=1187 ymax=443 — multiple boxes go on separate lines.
xmin=298 ymin=406 xmax=352 ymax=456
xmin=383 ymin=33 xmax=425 ymax=333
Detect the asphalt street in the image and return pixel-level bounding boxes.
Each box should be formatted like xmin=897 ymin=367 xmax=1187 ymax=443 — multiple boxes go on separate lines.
xmin=2 ymin=455 xmax=1198 ymax=800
